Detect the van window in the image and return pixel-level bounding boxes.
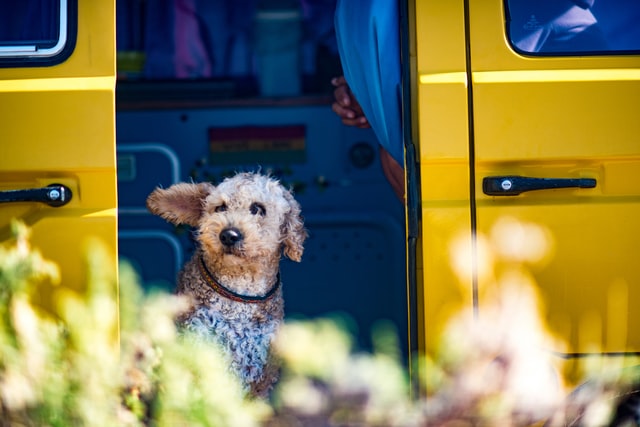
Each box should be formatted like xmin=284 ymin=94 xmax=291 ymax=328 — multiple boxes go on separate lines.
xmin=0 ymin=0 xmax=76 ymax=66
xmin=116 ymin=0 xmax=341 ymax=99
xmin=506 ymin=0 xmax=640 ymax=55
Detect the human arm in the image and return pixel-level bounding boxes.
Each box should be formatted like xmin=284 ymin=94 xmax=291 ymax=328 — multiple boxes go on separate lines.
xmin=380 ymin=145 xmax=405 ymax=201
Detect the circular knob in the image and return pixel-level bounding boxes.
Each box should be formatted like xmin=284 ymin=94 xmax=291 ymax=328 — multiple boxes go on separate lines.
xmin=349 ymin=142 xmax=375 ymax=169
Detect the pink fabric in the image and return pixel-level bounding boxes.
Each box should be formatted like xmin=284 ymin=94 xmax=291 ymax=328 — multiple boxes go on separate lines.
xmin=174 ymin=0 xmax=211 ymax=78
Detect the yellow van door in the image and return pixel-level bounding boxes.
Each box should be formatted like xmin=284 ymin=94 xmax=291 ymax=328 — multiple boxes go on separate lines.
xmin=0 ymin=1 xmax=117 ymax=296
xmin=412 ymin=0 xmax=640 ymax=371
xmin=468 ymin=0 xmax=640 ymax=358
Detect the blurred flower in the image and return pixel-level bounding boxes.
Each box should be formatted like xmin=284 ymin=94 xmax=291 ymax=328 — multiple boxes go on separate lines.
xmin=491 ymin=216 xmax=554 ymax=264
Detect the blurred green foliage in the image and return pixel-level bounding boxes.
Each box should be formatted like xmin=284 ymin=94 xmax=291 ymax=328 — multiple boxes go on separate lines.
xmin=0 ymin=219 xmax=638 ymax=426
xmin=0 ymin=221 xmax=265 ymax=426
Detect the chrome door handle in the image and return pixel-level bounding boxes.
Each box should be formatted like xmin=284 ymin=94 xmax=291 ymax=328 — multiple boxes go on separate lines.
xmin=483 ymin=176 xmax=596 ymax=196
xmin=0 ymin=184 xmax=72 ymax=207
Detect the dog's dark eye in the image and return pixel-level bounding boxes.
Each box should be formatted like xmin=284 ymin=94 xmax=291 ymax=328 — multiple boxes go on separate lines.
xmin=215 ymin=203 xmax=227 ymax=213
xmin=250 ymin=202 xmax=266 ymax=216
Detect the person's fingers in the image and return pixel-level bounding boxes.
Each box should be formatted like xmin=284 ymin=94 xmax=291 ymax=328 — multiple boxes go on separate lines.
xmin=333 ymin=84 xmax=352 ymax=107
xmin=331 ymin=75 xmax=347 ymax=87
xmin=332 ymin=101 xmax=356 ymax=119
xmin=331 ymin=75 xmax=370 ymax=128
xmin=333 ymin=102 xmax=371 ymax=127
xmin=344 ymin=118 xmax=370 ymax=128
xmin=356 ymin=116 xmax=370 ymax=128
xmin=349 ymin=101 xmax=366 ymax=118
xmin=353 ymin=117 xmax=371 ymax=128
xmin=342 ymin=116 xmax=370 ymax=128
xmin=348 ymin=103 xmax=370 ymax=128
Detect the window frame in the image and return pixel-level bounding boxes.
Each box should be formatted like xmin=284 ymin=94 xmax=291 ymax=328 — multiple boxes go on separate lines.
xmin=0 ymin=0 xmax=77 ymax=67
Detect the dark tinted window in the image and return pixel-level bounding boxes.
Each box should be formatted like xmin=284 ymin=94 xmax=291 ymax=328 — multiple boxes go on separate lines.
xmin=0 ymin=0 xmax=76 ymax=65
xmin=506 ymin=0 xmax=640 ymax=55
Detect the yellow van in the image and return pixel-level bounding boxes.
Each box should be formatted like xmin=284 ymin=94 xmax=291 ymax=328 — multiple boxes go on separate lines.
xmin=1 ymin=0 xmax=638 ymax=394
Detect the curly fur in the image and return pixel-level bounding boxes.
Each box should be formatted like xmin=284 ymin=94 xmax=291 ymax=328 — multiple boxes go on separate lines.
xmin=146 ymin=172 xmax=307 ymax=397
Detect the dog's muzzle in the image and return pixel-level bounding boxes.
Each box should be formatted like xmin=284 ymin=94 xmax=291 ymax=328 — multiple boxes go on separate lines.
xmin=219 ymin=227 xmax=243 ymax=247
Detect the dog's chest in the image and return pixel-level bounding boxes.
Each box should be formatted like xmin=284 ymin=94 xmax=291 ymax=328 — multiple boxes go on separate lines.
xmin=182 ymin=305 xmax=279 ymax=385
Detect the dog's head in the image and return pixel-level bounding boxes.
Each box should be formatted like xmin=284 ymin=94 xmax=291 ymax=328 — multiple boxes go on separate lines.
xmin=146 ymin=173 xmax=307 ymax=266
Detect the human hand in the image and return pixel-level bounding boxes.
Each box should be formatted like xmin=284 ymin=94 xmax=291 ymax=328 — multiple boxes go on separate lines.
xmin=331 ymin=76 xmax=370 ymax=128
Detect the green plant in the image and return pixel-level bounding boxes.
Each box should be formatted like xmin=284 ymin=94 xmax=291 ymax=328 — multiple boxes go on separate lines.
xmin=0 ymin=219 xmax=638 ymax=426
xmin=0 ymin=221 xmax=266 ymax=426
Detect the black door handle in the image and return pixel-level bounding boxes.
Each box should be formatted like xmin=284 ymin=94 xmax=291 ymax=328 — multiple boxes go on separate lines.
xmin=483 ymin=176 xmax=596 ymax=196
xmin=0 ymin=184 xmax=73 ymax=207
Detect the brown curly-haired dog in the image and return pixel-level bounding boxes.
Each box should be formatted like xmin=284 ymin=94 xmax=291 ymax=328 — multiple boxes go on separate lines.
xmin=146 ymin=172 xmax=307 ymax=397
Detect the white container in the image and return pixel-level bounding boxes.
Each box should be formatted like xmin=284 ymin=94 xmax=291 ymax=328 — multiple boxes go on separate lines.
xmin=254 ymin=9 xmax=302 ymax=97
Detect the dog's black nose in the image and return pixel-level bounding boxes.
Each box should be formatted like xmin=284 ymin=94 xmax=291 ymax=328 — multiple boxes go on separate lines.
xmin=219 ymin=227 xmax=243 ymax=247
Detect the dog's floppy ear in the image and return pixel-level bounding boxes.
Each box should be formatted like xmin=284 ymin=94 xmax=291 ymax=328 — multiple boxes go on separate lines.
xmin=281 ymin=189 xmax=307 ymax=262
xmin=146 ymin=182 xmax=214 ymax=227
